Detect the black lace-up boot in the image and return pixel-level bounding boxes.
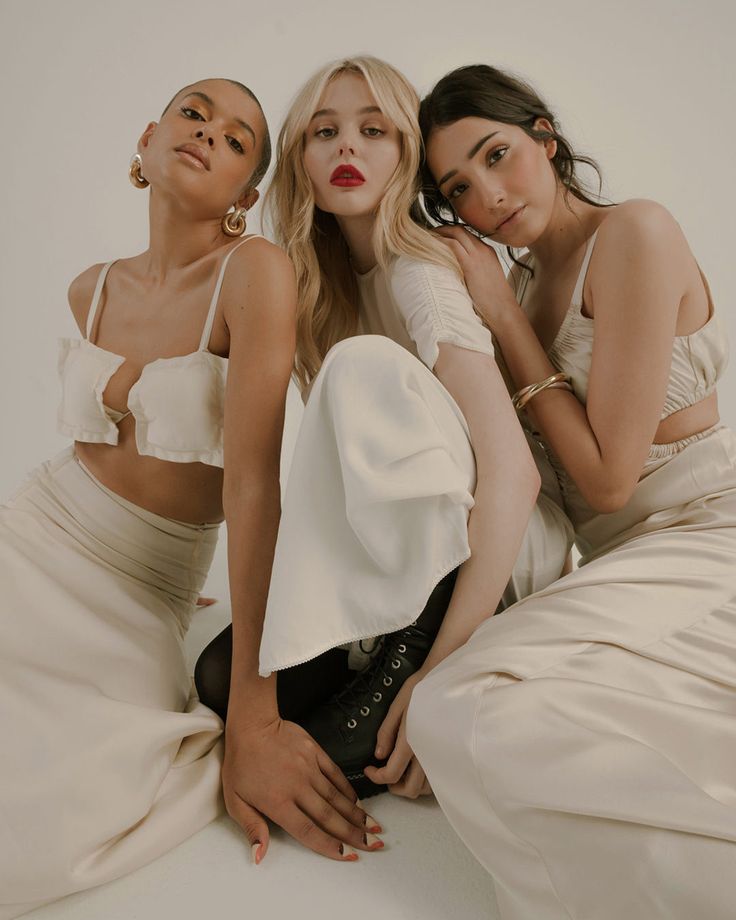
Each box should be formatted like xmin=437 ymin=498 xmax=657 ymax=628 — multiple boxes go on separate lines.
xmin=299 ymin=569 xmax=458 ymax=799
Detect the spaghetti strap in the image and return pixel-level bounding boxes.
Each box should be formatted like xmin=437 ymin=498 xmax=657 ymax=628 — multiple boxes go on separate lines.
xmin=570 ymin=229 xmax=599 ymax=307
xmin=198 ymin=235 xmax=265 ymax=352
xmin=85 ymin=261 xmax=117 ymax=341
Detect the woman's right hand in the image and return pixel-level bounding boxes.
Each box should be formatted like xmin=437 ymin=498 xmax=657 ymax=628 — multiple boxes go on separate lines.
xmin=221 ymin=716 xmax=383 ymax=863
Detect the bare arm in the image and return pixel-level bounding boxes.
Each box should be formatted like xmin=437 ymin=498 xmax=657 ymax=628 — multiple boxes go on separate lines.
xmin=218 ymin=240 xmax=378 ymax=862
xmin=421 ymin=343 xmax=540 ymax=672
xmin=365 ymin=343 xmax=540 ymax=796
xmin=220 ymin=240 xmax=296 ymax=727
xmin=438 ymin=201 xmax=689 ymax=512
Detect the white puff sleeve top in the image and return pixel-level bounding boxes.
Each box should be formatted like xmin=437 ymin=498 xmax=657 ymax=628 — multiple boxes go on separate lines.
xmin=355 ymin=255 xmax=494 ymax=369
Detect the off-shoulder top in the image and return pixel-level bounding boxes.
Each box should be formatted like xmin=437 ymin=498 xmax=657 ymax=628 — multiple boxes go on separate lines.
xmin=57 ymin=235 xmax=260 ymax=467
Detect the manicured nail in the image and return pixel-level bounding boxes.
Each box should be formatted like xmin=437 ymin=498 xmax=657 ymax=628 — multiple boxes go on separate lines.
xmin=251 ymin=842 xmax=261 ymax=865
xmin=339 ymin=843 xmax=359 ymax=861
xmin=364 ymin=813 xmax=382 ymax=833
xmin=364 ymin=832 xmax=384 ymax=849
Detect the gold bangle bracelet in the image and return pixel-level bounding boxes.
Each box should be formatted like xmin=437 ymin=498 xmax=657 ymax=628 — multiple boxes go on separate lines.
xmin=512 ymin=372 xmax=572 ymax=411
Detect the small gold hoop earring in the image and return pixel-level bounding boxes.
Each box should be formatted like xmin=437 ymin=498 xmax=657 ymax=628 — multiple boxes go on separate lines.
xmin=129 ymin=154 xmax=149 ymax=189
xmin=222 ymin=206 xmax=246 ymax=237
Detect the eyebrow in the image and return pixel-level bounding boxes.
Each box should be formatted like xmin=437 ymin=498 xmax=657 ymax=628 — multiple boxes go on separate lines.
xmin=437 ymin=131 xmax=500 ymax=189
xmin=309 ymin=105 xmax=383 ymax=122
xmin=181 ymin=92 xmax=256 ymax=146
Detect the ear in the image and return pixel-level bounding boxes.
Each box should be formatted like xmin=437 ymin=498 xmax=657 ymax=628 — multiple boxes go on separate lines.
xmin=237 ymin=187 xmax=260 ymax=211
xmin=532 ymin=117 xmax=557 ymax=160
xmin=137 ymin=121 xmax=158 ymax=155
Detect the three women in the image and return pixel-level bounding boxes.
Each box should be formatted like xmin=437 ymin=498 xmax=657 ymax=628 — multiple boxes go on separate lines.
xmin=3 ymin=55 xmax=734 ymax=920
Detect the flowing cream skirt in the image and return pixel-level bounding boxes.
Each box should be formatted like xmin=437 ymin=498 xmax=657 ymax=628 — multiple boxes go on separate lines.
xmin=1 ymin=447 xmax=223 ymax=919
xmin=408 ymin=425 xmax=736 ymax=920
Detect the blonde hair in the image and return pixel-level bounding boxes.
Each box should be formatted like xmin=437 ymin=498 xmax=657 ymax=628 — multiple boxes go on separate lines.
xmin=265 ymin=56 xmax=459 ymax=390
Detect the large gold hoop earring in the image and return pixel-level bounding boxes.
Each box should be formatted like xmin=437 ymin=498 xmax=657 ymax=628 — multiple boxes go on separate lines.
xmin=222 ymin=206 xmax=246 ymax=237
xmin=129 ymin=154 xmax=149 ymax=189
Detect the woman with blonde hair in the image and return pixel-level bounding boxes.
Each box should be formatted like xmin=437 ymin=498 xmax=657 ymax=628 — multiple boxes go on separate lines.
xmin=196 ymin=55 xmax=572 ymax=816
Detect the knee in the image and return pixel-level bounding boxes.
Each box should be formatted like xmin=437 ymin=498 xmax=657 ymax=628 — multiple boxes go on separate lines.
xmin=320 ymin=335 xmax=409 ymax=388
xmin=406 ymin=662 xmax=474 ymax=770
xmin=193 ymin=625 xmax=232 ymax=721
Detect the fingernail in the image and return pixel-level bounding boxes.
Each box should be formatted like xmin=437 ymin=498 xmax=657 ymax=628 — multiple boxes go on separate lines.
xmin=375 ymin=746 xmax=384 ymax=758
xmin=364 ymin=813 xmax=382 ymax=833
xmin=251 ymin=842 xmax=261 ymax=865
xmin=364 ymin=832 xmax=384 ymax=849
xmin=339 ymin=843 xmax=359 ymax=861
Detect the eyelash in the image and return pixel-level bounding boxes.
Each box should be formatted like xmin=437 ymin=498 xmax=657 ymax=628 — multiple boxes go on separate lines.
xmin=448 ymin=146 xmax=508 ymax=199
xmin=179 ymin=106 xmax=245 ymax=154
xmin=314 ymin=126 xmax=385 ymax=139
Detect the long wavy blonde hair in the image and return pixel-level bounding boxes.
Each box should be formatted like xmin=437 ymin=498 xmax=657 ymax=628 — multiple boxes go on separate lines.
xmin=265 ymin=56 xmax=459 ymax=390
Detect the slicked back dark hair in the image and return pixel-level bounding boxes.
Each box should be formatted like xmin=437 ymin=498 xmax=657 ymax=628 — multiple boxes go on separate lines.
xmin=418 ymin=65 xmax=611 ymax=268
xmin=161 ymin=78 xmax=272 ymax=187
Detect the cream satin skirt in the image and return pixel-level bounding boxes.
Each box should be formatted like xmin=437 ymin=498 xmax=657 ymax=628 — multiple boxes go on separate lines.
xmin=0 ymin=447 xmax=223 ymax=919
xmin=408 ymin=425 xmax=736 ymax=920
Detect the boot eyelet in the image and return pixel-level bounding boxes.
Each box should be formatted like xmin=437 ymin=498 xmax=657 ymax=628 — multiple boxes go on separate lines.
xmin=391 ymin=659 xmax=401 ymax=669
xmin=347 ymin=718 xmax=357 ymax=729
xmin=373 ymin=692 xmax=382 ymax=702
xmin=360 ymin=706 xmax=370 ymax=716
xmin=383 ymin=676 xmax=393 ymax=687
xmin=398 ymin=644 xmax=407 ymax=653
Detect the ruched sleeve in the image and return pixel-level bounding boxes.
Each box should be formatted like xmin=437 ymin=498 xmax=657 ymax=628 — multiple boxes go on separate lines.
xmin=388 ymin=255 xmax=495 ymax=370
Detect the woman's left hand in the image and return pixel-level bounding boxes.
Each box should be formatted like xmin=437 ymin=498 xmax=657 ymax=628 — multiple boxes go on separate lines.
xmin=434 ymin=225 xmax=518 ymax=330
xmin=363 ymin=672 xmax=432 ymax=798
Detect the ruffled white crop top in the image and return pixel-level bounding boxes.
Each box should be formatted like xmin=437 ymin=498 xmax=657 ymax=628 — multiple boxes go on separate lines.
xmin=354 ymin=255 xmax=494 ymax=370
xmin=57 ymin=235 xmax=260 ymax=468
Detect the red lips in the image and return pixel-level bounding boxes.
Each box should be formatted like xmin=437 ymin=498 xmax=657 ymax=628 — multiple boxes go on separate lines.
xmin=330 ymin=163 xmax=365 ymax=186
xmin=175 ymin=143 xmax=210 ymax=170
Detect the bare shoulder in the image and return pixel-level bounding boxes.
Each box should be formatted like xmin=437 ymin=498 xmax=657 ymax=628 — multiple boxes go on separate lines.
xmin=67 ymin=262 xmax=106 ymax=334
xmin=225 ymin=236 xmax=294 ymax=285
xmin=594 ymin=199 xmax=687 ymax=258
xmin=221 ymin=236 xmax=296 ymax=328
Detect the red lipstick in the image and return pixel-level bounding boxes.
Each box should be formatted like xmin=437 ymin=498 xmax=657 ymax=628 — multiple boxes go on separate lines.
xmin=330 ymin=164 xmax=365 ymax=187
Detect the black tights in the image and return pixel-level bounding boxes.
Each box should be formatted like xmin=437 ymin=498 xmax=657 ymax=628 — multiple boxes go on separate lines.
xmin=194 ymin=624 xmax=352 ymax=724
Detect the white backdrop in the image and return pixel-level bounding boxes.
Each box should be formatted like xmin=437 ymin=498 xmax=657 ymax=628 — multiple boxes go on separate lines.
xmin=2 ymin=0 xmax=734 ymax=497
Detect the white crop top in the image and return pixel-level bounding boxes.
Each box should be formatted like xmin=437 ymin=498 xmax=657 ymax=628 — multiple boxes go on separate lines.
xmin=57 ymin=235 xmax=260 ymax=468
xmin=354 ymin=255 xmax=494 ymax=370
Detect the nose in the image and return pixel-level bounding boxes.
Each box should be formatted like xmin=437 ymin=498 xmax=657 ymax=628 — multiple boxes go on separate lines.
xmin=482 ymin=182 xmax=505 ymax=210
xmin=338 ymin=134 xmax=357 ymax=157
xmin=195 ymin=128 xmax=214 ymax=148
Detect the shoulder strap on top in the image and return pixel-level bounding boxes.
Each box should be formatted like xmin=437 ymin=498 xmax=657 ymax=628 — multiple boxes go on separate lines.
xmin=515 ymin=253 xmax=534 ymax=306
xmin=571 ymin=229 xmax=599 ymax=306
xmin=85 ymin=261 xmax=117 ymax=340
xmin=198 ymin=234 xmax=265 ymax=351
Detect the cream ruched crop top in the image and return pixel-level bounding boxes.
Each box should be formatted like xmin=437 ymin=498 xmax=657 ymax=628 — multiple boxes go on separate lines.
xmin=355 ymin=255 xmax=494 ymax=369
xmin=57 ymin=235 xmax=260 ymax=467
xmin=516 ymin=229 xmax=729 ymax=420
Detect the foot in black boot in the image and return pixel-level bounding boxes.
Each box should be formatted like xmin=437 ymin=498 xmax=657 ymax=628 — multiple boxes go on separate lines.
xmin=299 ymin=569 xmax=458 ymax=799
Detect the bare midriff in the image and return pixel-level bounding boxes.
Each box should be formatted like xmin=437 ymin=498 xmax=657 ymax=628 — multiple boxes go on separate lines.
xmin=75 ymin=422 xmax=224 ymax=524
xmin=652 ymin=391 xmax=720 ymax=446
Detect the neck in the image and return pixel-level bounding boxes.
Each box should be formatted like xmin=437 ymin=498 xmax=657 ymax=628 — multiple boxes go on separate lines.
xmin=335 ymin=213 xmax=377 ymax=274
xmin=144 ymin=190 xmax=236 ymax=280
xmin=527 ymin=189 xmax=602 ymax=268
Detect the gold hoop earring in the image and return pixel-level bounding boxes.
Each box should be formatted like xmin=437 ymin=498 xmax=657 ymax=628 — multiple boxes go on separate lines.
xmin=129 ymin=154 xmax=149 ymax=189
xmin=222 ymin=206 xmax=246 ymax=237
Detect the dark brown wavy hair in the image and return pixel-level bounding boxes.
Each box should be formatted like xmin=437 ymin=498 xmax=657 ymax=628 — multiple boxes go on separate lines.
xmin=418 ymin=65 xmax=612 ymax=269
